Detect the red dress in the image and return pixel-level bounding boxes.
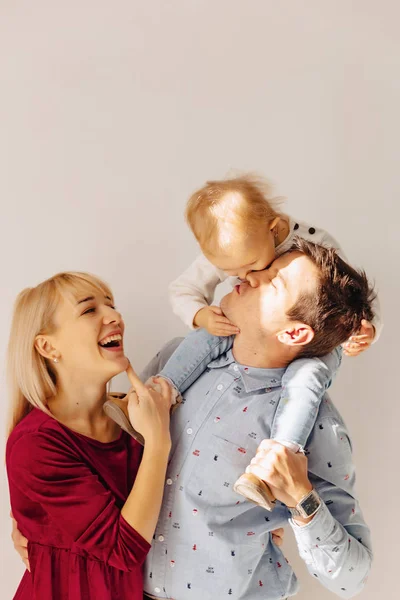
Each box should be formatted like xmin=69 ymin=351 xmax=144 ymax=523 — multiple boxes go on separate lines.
xmin=6 ymin=408 xmax=150 ymax=600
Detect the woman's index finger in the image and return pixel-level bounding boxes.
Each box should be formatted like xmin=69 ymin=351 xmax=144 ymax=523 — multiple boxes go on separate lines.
xmin=126 ymin=364 xmax=147 ymax=394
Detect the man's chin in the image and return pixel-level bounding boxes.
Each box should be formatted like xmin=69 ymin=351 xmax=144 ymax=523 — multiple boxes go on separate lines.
xmin=220 ymin=293 xmax=237 ymax=328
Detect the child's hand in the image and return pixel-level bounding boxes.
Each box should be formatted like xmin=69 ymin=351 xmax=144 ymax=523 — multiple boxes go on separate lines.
xmin=193 ymin=306 xmax=240 ymax=337
xmin=342 ymin=319 xmax=375 ymax=357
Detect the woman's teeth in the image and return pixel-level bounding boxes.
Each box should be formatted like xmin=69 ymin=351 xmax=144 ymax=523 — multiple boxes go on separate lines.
xmin=99 ymin=334 xmax=122 ymax=347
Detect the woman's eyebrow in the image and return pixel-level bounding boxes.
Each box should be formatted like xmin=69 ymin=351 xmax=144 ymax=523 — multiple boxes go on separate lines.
xmin=76 ymin=294 xmax=112 ymax=305
xmin=76 ymin=296 xmax=94 ymax=305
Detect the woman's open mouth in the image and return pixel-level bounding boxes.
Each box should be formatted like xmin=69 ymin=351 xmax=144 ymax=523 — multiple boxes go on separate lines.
xmin=98 ymin=333 xmax=124 ymax=353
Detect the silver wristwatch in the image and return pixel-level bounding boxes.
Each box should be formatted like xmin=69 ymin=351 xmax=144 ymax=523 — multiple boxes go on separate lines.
xmin=288 ymin=488 xmax=322 ymax=519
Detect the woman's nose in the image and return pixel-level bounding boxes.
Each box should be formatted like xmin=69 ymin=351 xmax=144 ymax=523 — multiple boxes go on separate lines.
xmin=103 ymin=306 xmax=122 ymax=324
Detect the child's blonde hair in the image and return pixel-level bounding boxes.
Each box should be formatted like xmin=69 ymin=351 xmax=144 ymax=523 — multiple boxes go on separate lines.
xmin=185 ymin=174 xmax=283 ymax=255
xmin=6 ymin=272 xmax=113 ymax=436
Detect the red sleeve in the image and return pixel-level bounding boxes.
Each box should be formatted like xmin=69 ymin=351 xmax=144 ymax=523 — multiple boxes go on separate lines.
xmin=7 ymin=431 xmax=150 ymax=572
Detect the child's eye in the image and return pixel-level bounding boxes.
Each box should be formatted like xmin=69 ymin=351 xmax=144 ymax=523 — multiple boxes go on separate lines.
xmin=82 ymin=307 xmax=96 ymax=315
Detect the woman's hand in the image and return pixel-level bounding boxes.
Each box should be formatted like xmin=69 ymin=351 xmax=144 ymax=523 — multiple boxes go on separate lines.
xmin=11 ymin=514 xmax=30 ymax=572
xmin=125 ymin=364 xmax=172 ymax=449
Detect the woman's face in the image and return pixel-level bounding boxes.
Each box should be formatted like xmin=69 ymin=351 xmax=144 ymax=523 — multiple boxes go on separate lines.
xmin=47 ymin=289 xmax=128 ymax=384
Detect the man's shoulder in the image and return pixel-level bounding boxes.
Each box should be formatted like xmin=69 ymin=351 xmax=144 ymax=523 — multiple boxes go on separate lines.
xmin=306 ymin=394 xmax=354 ymax=482
xmin=315 ymin=394 xmax=348 ymax=426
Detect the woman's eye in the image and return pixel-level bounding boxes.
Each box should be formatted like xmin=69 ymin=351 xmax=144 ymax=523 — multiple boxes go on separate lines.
xmin=83 ymin=307 xmax=96 ymax=315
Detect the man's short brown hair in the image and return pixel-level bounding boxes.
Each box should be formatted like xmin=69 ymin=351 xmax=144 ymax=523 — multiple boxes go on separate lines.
xmin=287 ymin=238 xmax=376 ymax=358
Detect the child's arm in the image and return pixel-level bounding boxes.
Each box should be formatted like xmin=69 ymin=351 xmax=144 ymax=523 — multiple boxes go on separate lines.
xmin=168 ymin=254 xmax=228 ymax=329
xmin=158 ymin=328 xmax=235 ymax=395
xmin=271 ymin=348 xmax=342 ymax=451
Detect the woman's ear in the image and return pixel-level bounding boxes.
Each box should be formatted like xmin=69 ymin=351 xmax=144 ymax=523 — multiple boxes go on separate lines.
xmin=35 ymin=335 xmax=60 ymax=362
xmin=277 ymin=324 xmax=314 ymax=347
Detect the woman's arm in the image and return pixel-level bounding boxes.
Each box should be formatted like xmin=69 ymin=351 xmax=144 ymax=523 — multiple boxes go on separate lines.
xmin=7 ymin=373 xmax=171 ymax=572
xmin=120 ymin=369 xmax=171 ymax=543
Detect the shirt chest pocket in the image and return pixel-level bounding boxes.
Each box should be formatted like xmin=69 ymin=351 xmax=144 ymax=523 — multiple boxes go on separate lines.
xmin=185 ymin=435 xmax=254 ymax=508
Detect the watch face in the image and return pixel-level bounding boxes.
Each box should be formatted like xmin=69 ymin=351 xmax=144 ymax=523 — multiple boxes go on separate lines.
xmin=301 ymin=492 xmax=320 ymax=516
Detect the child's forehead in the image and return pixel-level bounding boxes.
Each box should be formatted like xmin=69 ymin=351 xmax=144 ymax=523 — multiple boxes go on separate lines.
xmin=215 ymin=235 xmax=264 ymax=258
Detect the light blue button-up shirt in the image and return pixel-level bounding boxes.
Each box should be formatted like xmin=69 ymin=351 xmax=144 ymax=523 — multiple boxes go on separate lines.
xmin=142 ymin=345 xmax=372 ymax=600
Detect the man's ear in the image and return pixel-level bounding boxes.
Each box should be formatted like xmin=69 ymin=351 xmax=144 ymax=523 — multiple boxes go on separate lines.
xmin=277 ymin=323 xmax=314 ymax=347
xmin=35 ymin=335 xmax=60 ymax=362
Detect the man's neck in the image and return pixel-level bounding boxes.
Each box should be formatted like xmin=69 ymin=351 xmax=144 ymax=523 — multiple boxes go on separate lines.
xmin=231 ymin=334 xmax=295 ymax=369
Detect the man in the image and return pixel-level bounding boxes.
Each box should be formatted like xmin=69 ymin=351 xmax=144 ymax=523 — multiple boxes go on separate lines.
xmin=12 ymin=240 xmax=374 ymax=599
xmin=141 ymin=239 xmax=374 ymax=599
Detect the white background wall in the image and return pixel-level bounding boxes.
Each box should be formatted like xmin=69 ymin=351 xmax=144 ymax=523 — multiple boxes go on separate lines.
xmin=0 ymin=1 xmax=398 ymax=598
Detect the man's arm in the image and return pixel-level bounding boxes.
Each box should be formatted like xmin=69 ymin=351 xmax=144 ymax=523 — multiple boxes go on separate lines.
xmin=247 ymin=405 xmax=372 ymax=599
xmin=290 ymin=411 xmax=372 ymax=598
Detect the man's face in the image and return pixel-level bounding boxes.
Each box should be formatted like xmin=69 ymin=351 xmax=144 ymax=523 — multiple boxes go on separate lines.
xmin=220 ymin=251 xmax=319 ymax=338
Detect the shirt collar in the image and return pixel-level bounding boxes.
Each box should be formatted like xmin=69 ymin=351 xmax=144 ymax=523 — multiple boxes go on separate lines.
xmin=208 ymin=350 xmax=286 ymax=393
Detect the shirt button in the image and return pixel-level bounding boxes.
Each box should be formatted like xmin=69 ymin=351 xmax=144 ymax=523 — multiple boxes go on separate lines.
xmin=217 ymin=384 xmax=224 ymax=391
xmin=158 ymin=535 xmax=165 ymax=542
xmin=308 ymin=227 xmax=316 ymax=234
xmin=233 ymin=365 xmax=239 ymax=371
xmin=294 ymin=223 xmax=299 ymax=230
xmin=166 ymin=478 xmax=173 ymax=485
xmin=187 ymin=427 xmax=193 ymax=435
xmin=155 ymin=587 xmax=161 ymax=593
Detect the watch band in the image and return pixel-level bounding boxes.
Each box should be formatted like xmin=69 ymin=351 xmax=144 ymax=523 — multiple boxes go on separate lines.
xmin=288 ymin=488 xmax=322 ymax=519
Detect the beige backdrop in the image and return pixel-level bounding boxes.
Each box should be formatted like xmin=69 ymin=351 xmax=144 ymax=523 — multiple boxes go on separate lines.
xmin=0 ymin=1 xmax=398 ymax=598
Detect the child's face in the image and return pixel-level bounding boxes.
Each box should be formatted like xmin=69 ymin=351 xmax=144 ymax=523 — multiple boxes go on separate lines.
xmin=205 ymin=224 xmax=277 ymax=280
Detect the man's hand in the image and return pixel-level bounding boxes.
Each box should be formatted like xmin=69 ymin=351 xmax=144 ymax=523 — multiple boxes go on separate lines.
xmin=11 ymin=514 xmax=30 ymax=572
xmin=245 ymin=440 xmax=312 ymax=508
xmin=193 ymin=306 xmax=240 ymax=337
xmin=343 ymin=319 xmax=375 ymax=357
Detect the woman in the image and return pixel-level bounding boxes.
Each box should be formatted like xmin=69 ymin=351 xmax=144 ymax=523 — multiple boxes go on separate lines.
xmin=6 ymin=272 xmax=172 ymax=600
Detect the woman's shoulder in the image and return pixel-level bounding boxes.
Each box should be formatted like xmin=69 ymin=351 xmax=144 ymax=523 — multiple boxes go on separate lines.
xmin=7 ymin=408 xmax=71 ymax=460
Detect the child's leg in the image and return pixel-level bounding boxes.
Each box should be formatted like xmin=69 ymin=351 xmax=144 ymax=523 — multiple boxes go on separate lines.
xmin=271 ymin=349 xmax=342 ymax=451
xmin=158 ymin=328 xmax=234 ymax=394
xmin=235 ymin=349 xmax=342 ymax=510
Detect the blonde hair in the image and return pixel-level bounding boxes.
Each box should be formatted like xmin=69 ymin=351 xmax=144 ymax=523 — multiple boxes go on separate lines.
xmin=7 ymin=272 xmax=113 ymax=436
xmin=185 ymin=173 xmax=284 ymax=255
